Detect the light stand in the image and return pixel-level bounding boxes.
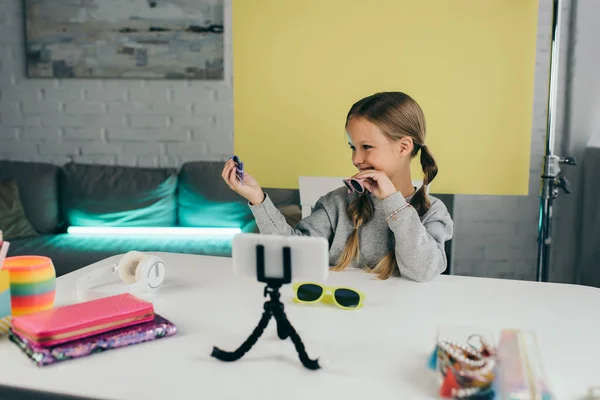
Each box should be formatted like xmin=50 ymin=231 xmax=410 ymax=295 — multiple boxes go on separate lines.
xmin=211 ymin=245 xmax=321 ymax=370
xmin=536 ymin=0 xmax=577 ymax=282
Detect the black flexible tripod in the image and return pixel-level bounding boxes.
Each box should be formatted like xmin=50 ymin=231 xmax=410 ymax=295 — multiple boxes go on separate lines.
xmin=211 ymin=245 xmax=321 ymax=370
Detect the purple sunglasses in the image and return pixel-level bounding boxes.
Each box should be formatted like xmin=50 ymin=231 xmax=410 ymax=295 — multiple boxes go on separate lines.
xmin=343 ymin=178 xmax=367 ymax=194
xmin=231 ymin=155 xmax=244 ymax=184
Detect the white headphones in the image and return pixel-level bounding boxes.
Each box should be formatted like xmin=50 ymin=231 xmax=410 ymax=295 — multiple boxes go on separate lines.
xmin=76 ymin=251 xmax=167 ymax=302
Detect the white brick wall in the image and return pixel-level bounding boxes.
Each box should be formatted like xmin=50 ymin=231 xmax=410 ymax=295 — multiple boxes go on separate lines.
xmin=0 ymin=0 xmax=233 ymax=166
xmin=0 ymin=0 xmax=580 ymax=282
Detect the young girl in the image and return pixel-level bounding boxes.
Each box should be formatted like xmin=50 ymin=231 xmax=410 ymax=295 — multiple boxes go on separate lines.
xmin=222 ymin=91 xmax=453 ymax=282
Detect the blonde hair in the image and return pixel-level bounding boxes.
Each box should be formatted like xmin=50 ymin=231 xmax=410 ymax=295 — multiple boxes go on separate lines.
xmin=332 ymin=92 xmax=438 ymax=279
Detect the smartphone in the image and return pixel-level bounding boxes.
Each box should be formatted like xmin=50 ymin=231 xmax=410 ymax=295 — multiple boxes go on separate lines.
xmin=232 ymin=233 xmax=330 ymax=282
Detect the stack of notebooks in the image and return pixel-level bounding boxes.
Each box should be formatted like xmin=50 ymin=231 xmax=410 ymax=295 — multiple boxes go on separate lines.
xmin=8 ymin=293 xmax=177 ymax=366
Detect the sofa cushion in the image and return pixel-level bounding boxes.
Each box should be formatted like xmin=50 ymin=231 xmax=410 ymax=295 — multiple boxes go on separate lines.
xmin=60 ymin=162 xmax=178 ymax=227
xmin=0 ymin=160 xmax=61 ymax=234
xmin=0 ymin=179 xmax=39 ymax=240
xmin=177 ymin=161 xmax=254 ymax=229
xmin=177 ymin=161 xmax=301 ymax=230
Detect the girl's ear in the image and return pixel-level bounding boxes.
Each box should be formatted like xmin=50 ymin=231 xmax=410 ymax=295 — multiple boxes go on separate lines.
xmin=395 ymin=136 xmax=414 ymax=158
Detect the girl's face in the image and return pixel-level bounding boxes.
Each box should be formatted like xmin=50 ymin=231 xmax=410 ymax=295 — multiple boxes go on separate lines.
xmin=346 ymin=116 xmax=413 ymax=178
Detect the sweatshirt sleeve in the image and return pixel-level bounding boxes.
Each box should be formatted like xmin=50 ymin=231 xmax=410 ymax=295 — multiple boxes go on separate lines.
xmin=381 ymin=191 xmax=454 ymax=282
xmin=248 ymin=194 xmax=335 ymax=243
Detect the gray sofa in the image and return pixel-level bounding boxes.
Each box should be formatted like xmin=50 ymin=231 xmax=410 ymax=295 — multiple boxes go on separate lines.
xmin=0 ymin=160 xmax=301 ymax=277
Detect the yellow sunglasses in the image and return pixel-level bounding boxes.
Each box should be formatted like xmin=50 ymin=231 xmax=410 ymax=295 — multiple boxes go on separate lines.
xmin=292 ymin=282 xmax=365 ymax=310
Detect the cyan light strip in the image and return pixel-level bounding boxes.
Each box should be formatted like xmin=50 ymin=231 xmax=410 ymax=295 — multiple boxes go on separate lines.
xmin=67 ymin=226 xmax=242 ymax=236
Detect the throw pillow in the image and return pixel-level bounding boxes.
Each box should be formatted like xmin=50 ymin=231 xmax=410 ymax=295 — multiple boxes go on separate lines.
xmin=0 ymin=179 xmax=38 ymax=240
xmin=60 ymin=162 xmax=178 ymax=227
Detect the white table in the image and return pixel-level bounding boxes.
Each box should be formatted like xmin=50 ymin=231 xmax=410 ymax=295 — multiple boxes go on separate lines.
xmin=1 ymin=252 xmax=599 ymax=400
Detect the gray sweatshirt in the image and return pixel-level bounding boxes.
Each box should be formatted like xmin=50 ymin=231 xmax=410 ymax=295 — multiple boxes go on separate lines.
xmin=249 ymin=187 xmax=454 ymax=282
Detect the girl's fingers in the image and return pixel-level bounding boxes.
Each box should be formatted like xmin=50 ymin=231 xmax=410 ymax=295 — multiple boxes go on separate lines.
xmin=228 ymin=163 xmax=238 ymax=186
xmin=354 ymin=171 xmax=376 ymax=181
xmin=224 ymin=165 xmax=233 ymax=180
xmin=354 ymin=169 xmax=372 ymax=177
xmin=221 ymin=165 xmax=228 ymax=182
xmin=364 ymin=172 xmax=386 ymax=183
xmin=223 ymin=163 xmax=237 ymax=188
xmin=222 ymin=161 xmax=233 ymax=180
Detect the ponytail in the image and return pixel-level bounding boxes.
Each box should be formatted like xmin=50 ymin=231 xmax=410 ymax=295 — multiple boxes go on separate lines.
xmin=409 ymin=144 xmax=438 ymax=217
xmin=331 ymin=194 xmax=374 ymax=272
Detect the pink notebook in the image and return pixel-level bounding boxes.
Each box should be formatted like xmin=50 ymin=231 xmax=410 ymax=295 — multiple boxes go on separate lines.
xmin=11 ymin=293 xmax=154 ymax=347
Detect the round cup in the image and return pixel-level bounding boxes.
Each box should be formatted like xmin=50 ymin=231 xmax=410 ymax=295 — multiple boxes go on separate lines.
xmin=3 ymin=256 xmax=56 ymax=316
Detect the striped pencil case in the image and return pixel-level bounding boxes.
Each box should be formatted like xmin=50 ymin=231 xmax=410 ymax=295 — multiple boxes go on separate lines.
xmin=11 ymin=293 xmax=154 ymax=347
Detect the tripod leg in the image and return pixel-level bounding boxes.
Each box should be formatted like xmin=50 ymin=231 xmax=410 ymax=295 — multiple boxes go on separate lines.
xmin=286 ymin=323 xmax=321 ymax=370
xmin=211 ymin=305 xmax=272 ymax=362
xmin=272 ymin=307 xmax=320 ymax=370
xmin=276 ymin=313 xmax=290 ymax=340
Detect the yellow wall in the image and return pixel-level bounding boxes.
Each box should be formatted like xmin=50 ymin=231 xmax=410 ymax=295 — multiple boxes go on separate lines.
xmin=232 ymin=0 xmax=539 ymax=195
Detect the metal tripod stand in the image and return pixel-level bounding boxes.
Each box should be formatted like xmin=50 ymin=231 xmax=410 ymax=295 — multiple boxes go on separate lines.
xmin=536 ymin=0 xmax=577 ymax=282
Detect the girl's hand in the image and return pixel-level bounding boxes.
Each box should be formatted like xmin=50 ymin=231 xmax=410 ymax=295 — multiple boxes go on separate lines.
xmin=222 ymin=159 xmax=265 ymax=205
xmin=353 ymin=170 xmax=397 ymax=200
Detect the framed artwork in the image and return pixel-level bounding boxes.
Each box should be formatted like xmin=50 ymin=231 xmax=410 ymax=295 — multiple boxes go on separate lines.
xmin=24 ymin=0 xmax=224 ymax=79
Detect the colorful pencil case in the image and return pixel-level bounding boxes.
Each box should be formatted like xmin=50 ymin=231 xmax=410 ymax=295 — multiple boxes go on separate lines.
xmin=11 ymin=293 xmax=154 ymax=347
xmin=9 ymin=314 xmax=177 ymax=366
